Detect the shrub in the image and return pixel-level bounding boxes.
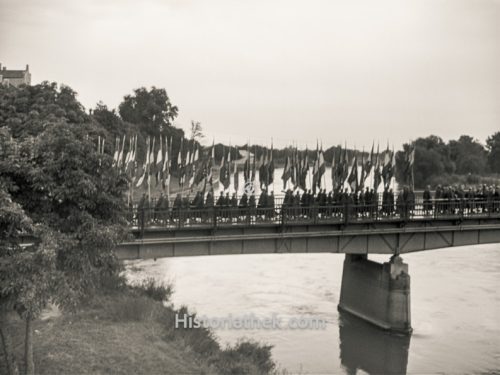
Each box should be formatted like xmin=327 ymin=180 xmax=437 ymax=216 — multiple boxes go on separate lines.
xmin=131 ymin=277 xmax=174 ymax=302
xmin=215 ymin=340 xmax=275 ymax=375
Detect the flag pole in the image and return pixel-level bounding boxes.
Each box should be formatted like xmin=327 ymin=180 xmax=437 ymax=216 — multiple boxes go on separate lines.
xmin=271 ymin=138 xmax=275 ymax=193
xmin=321 ymin=141 xmax=326 ymax=191
xmin=306 ymin=143 xmax=311 ymax=192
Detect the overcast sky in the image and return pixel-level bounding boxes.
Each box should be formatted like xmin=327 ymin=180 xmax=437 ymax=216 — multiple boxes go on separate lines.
xmin=1 ymin=0 xmax=499 ymax=148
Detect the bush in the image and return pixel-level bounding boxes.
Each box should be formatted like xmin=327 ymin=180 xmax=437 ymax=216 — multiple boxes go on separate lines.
xmin=131 ymin=277 xmax=174 ymax=302
xmin=99 ymin=272 xmax=128 ymax=293
xmin=158 ymin=305 xmax=222 ymax=358
xmin=215 ymin=340 xmax=275 ymax=375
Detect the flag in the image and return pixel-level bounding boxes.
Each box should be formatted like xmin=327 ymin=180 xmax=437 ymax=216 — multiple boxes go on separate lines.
xmin=341 ymin=144 xmax=349 ymax=186
xmin=222 ymin=153 xmax=230 ymax=190
xmin=112 ymin=137 xmax=119 ymax=167
xmin=312 ymin=142 xmax=320 ymax=193
xmin=177 ymin=138 xmax=185 ymax=188
xmin=251 ymin=145 xmax=256 ymax=181
xmin=233 ymin=158 xmax=239 ymax=193
xmin=267 ymin=144 xmax=274 ymax=187
xmin=389 ymin=146 xmax=396 ymax=187
xmin=404 ymin=143 xmax=415 ymax=188
xmin=126 ymin=135 xmax=137 ymax=179
xmin=243 ymin=144 xmax=251 ymax=183
xmin=382 ymin=146 xmax=393 ymax=188
xmin=135 ymin=137 xmax=149 ymax=187
xmin=281 ymin=150 xmax=291 ymax=189
xmin=188 ymin=143 xmax=198 ymax=188
xmin=300 ymin=148 xmax=309 ymax=191
xmin=332 ymin=146 xmax=343 ymax=191
xmin=156 ymin=136 xmax=163 ymax=186
xmin=373 ymin=143 xmax=382 ymax=191
xmin=117 ymin=135 xmax=126 ymax=169
xmin=162 ymin=136 xmax=170 ymax=191
xmin=347 ymin=153 xmax=358 ymax=192
xmin=124 ymin=136 xmax=132 ymax=166
xmin=367 ymin=141 xmax=374 ymax=176
xmin=259 ymin=149 xmax=268 ymax=189
xmin=147 ymin=137 xmax=155 ymax=188
xmin=207 ymin=143 xmax=215 ymax=189
xmin=359 ymin=149 xmax=366 ymax=190
xmin=318 ymin=146 xmax=325 ymax=190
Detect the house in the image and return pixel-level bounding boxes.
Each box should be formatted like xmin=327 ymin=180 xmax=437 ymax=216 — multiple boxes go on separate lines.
xmin=0 ymin=63 xmax=31 ymax=87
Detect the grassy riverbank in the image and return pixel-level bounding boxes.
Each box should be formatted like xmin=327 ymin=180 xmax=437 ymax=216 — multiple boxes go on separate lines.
xmin=1 ymin=278 xmax=276 ymax=375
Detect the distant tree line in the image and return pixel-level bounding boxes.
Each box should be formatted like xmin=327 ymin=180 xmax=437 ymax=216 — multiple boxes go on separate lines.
xmin=395 ymin=134 xmax=500 ymax=189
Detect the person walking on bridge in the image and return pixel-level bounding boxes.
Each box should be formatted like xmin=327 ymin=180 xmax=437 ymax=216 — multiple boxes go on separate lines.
xmin=423 ymin=185 xmax=432 ymax=215
xmin=155 ymin=193 xmax=165 ymax=224
xmin=267 ymin=191 xmax=275 ymax=219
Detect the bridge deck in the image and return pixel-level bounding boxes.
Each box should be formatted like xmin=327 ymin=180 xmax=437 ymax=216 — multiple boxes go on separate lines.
xmin=117 ymin=201 xmax=500 ymax=259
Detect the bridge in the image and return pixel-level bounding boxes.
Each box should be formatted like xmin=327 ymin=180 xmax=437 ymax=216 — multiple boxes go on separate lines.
xmin=116 ymin=198 xmax=500 ymax=334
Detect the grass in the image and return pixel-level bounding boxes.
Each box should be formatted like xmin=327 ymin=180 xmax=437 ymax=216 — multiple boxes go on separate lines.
xmin=1 ymin=280 xmax=277 ymax=375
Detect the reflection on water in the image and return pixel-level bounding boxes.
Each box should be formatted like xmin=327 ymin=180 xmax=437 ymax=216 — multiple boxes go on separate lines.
xmin=125 ymin=244 xmax=500 ymax=374
xmin=339 ymin=312 xmax=410 ymax=375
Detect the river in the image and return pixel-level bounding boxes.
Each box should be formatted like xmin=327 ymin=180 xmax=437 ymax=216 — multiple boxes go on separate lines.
xmin=125 ymin=244 xmax=500 ymax=374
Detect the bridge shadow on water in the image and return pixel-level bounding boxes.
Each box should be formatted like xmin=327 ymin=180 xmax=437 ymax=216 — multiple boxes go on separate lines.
xmin=338 ymin=312 xmax=411 ymax=375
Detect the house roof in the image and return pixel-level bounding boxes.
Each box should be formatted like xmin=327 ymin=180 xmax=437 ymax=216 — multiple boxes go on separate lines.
xmin=0 ymin=70 xmax=27 ymax=79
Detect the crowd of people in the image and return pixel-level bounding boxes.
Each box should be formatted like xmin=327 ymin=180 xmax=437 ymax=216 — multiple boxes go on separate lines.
xmin=425 ymin=184 xmax=500 ymax=215
xmin=130 ymin=184 xmax=500 ymax=228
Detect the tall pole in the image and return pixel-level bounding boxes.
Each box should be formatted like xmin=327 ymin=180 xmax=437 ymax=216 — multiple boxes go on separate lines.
xmin=272 ymin=138 xmax=275 ymax=194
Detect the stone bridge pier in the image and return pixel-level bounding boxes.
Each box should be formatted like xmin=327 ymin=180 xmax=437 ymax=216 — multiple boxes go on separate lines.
xmin=338 ymin=254 xmax=412 ymax=334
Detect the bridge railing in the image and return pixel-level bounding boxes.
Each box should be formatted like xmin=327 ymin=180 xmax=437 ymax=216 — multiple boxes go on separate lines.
xmin=131 ymin=199 xmax=500 ymax=234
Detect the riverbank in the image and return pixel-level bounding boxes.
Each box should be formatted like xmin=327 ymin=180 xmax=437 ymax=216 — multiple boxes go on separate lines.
xmin=1 ymin=278 xmax=277 ymax=374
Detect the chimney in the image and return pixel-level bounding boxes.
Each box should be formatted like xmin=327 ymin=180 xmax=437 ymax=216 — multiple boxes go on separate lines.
xmin=26 ymin=64 xmax=29 ymax=71
xmin=0 ymin=63 xmax=2 ymax=70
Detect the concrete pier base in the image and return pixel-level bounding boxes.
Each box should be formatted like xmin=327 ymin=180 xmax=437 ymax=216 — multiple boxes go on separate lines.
xmin=338 ymin=254 xmax=412 ymax=334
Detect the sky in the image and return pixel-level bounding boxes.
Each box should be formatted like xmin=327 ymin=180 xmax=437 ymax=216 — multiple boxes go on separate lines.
xmin=1 ymin=0 xmax=499 ymax=149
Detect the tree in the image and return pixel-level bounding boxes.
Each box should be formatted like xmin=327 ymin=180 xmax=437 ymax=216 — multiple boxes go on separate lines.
xmin=92 ymin=101 xmax=129 ymax=138
xmin=0 ymin=82 xmax=88 ymax=139
xmin=448 ymin=135 xmax=487 ymax=174
xmin=0 ymin=184 xmax=31 ymax=375
xmin=0 ymin=83 xmax=129 ymax=374
xmin=486 ymin=131 xmax=500 ymax=173
xmin=190 ymin=120 xmax=204 ymax=142
xmin=118 ymin=87 xmax=178 ymax=136
xmin=396 ymin=136 xmax=455 ymax=188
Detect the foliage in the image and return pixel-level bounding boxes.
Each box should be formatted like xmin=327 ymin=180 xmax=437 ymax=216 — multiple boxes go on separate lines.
xmin=131 ymin=277 xmax=174 ymax=302
xmin=448 ymin=135 xmax=487 ymax=174
xmin=190 ymin=120 xmax=204 ymax=141
xmin=396 ymin=134 xmax=496 ymax=188
xmin=0 ymin=82 xmax=130 ymax=374
xmin=2 ymin=289 xmax=277 ymax=375
xmin=118 ymin=86 xmax=178 ymax=136
xmin=486 ymin=132 xmax=500 ymax=173
xmin=0 ymin=82 xmax=88 ymax=139
xmin=216 ymin=340 xmax=276 ymax=375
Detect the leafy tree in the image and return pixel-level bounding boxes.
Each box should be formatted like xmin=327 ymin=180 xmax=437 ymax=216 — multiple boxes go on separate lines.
xmin=486 ymin=131 xmax=500 ymax=173
xmin=0 ymin=184 xmax=32 ymax=375
xmin=0 ymin=83 xmax=129 ymax=374
xmin=396 ymin=136 xmax=454 ymax=188
xmin=92 ymin=102 xmax=128 ymax=138
xmin=448 ymin=135 xmax=487 ymax=174
xmin=0 ymin=82 xmax=88 ymax=139
xmin=118 ymin=87 xmax=178 ymax=136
